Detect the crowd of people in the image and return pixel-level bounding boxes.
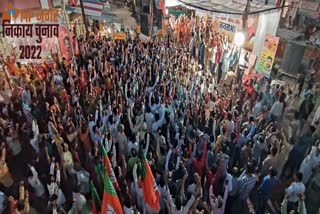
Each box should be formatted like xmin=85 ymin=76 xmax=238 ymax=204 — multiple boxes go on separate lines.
xmin=0 ymin=12 xmax=319 ymax=214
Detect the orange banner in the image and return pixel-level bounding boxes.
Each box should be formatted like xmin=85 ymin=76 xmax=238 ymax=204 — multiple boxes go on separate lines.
xmin=114 ymin=33 xmax=126 ymax=40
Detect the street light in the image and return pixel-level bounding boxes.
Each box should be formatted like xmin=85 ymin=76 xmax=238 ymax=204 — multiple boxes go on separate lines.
xmin=234 ymin=32 xmax=245 ymax=47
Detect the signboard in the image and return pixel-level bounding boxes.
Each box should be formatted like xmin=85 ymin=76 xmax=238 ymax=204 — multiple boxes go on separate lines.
xmin=256 ymin=33 xmax=280 ymax=77
xmin=114 ymin=33 xmax=126 ymax=40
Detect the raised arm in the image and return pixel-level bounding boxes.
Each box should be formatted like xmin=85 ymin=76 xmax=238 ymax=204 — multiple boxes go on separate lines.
xmin=32 ymin=120 xmax=39 ymax=138
xmin=144 ymin=133 xmax=150 ymax=157
xmin=220 ymin=126 xmax=226 ymax=141
xmin=221 ymin=183 xmax=229 ymax=213
xmin=180 ymin=173 xmax=188 ymax=196
xmin=200 ymin=142 xmax=207 ymax=165
xmin=191 ymin=142 xmax=197 ymax=159
xmin=133 ymin=164 xmax=139 ymax=186
xmin=247 ymin=123 xmax=256 ymax=138
xmin=1 ymin=144 xmax=6 ymax=162
xmin=209 ymin=184 xmax=216 ymax=209
xmin=29 ymin=166 xmax=39 ymax=183
xmin=165 ymin=149 xmax=173 ymax=171
xmin=127 ymin=105 xmax=134 ymax=131
xmin=99 ymin=99 xmax=104 ymax=121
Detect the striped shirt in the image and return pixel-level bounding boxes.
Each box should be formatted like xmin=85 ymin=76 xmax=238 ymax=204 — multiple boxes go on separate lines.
xmin=238 ymin=173 xmax=256 ymax=200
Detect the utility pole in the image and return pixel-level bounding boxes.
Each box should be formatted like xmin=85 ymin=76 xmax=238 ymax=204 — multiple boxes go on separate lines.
xmin=79 ymin=0 xmax=89 ymax=39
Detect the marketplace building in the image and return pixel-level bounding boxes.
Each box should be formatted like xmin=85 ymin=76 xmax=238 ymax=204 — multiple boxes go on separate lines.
xmin=0 ymin=0 xmax=319 ymax=213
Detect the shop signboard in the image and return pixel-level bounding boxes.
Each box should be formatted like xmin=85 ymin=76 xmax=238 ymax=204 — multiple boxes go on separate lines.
xmin=114 ymin=33 xmax=126 ymax=40
xmin=256 ymin=33 xmax=280 ymax=77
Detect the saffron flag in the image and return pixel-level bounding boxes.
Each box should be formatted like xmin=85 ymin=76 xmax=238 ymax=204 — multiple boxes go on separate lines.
xmin=141 ymin=157 xmax=161 ymax=211
xmin=100 ymin=142 xmax=119 ymax=190
xmin=101 ymin=174 xmax=123 ymax=214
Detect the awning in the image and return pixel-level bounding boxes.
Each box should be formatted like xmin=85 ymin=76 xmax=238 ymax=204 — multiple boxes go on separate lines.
xmin=66 ymin=0 xmax=105 ymax=16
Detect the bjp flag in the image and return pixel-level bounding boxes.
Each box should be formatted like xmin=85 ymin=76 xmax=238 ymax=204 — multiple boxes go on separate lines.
xmin=101 ymin=174 xmax=123 ymax=214
xmin=140 ymin=157 xmax=160 ymax=211
xmin=100 ymin=142 xmax=119 ymax=190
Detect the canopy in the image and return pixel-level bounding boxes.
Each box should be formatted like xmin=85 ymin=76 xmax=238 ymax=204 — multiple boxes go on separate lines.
xmin=178 ymin=0 xmax=281 ymax=15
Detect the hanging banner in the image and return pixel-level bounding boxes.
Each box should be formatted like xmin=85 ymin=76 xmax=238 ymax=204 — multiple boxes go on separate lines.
xmin=244 ymin=16 xmax=259 ymax=52
xmin=256 ymin=33 xmax=280 ymax=77
xmin=211 ymin=15 xmax=242 ymax=41
xmin=211 ymin=15 xmax=258 ymax=51
xmin=58 ymin=25 xmax=73 ymax=61
xmin=241 ymin=49 xmax=259 ymax=83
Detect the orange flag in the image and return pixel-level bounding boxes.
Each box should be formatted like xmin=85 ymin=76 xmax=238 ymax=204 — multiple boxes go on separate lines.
xmin=141 ymin=158 xmax=161 ymax=211
xmin=101 ymin=174 xmax=123 ymax=214
xmin=100 ymin=142 xmax=119 ymax=190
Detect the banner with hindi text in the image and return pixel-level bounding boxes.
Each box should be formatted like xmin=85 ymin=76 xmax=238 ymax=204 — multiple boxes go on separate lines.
xmin=211 ymin=15 xmax=259 ymax=51
xmin=211 ymin=15 xmax=242 ymax=41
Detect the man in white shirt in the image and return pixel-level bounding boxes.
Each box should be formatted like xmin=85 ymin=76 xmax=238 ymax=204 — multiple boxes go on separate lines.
xmin=285 ymin=172 xmax=305 ymax=212
xmin=28 ymin=166 xmax=46 ymax=199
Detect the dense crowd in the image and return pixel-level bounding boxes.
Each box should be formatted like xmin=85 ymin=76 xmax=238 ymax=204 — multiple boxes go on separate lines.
xmin=0 ymin=13 xmax=319 ymax=214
